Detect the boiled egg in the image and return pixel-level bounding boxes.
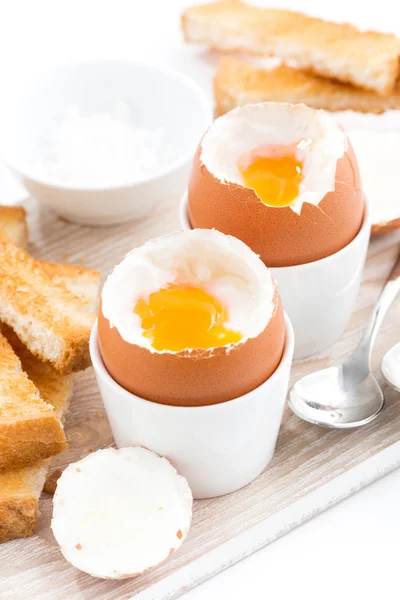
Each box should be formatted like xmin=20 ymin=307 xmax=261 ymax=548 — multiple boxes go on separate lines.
xmin=98 ymin=229 xmax=285 ymax=407
xmin=188 ymin=103 xmax=364 ymax=267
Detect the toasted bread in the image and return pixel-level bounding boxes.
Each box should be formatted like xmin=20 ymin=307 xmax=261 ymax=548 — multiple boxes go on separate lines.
xmin=0 ymin=340 xmax=73 ymax=542
xmin=182 ymin=1 xmax=400 ymax=95
xmin=0 ymin=206 xmax=100 ymax=303
xmin=40 ymin=261 xmax=100 ymax=308
xmin=0 ymin=206 xmax=28 ymax=247
xmin=214 ymin=57 xmax=400 ymax=116
xmin=3 ymin=327 xmax=75 ymax=418
xmin=0 ymin=460 xmax=50 ymax=542
xmin=0 ymin=265 xmax=100 ymax=543
xmin=43 ymin=467 xmax=63 ymax=495
xmin=0 ymin=240 xmax=95 ymax=374
xmin=0 ymin=331 xmax=67 ymax=472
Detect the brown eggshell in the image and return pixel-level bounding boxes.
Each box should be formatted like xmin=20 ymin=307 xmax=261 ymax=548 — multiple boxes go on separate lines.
xmin=97 ymin=291 xmax=285 ymax=407
xmin=188 ymin=137 xmax=364 ymax=267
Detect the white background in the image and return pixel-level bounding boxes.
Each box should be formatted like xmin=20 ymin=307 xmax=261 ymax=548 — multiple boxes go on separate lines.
xmin=1 ymin=1 xmax=400 ymax=599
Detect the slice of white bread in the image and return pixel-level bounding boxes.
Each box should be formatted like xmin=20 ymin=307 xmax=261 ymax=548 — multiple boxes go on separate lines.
xmin=3 ymin=327 xmax=75 ymax=418
xmin=0 ymin=328 xmax=73 ymax=543
xmin=0 ymin=267 xmax=100 ymax=543
xmin=0 ymin=460 xmax=51 ymax=543
xmin=40 ymin=261 xmax=100 ymax=308
xmin=0 ymin=240 xmax=95 ymax=374
xmin=0 ymin=330 xmax=67 ymax=472
xmin=214 ymin=57 xmax=400 ymax=116
xmin=0 ymin=205 xmax=100 ymax=304
xmin=0 ymin=360 xmax=72 ymax=542
xmin=0 ymin=205 xmax=99 ymax=305
xmin=0 ymin=206 xmax=28 ymax=247
xmin=182 ymin=1 xmax=400 ymax=95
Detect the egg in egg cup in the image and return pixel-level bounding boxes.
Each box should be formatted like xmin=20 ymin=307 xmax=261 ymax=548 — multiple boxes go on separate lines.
xmin=185 ymin=103 xmax=371 ymax=358
xmin=91 ymin=229 xmax=294 ymax=498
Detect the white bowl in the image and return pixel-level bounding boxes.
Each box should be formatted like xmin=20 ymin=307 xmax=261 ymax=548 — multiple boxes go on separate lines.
xmin=90 ymin=316 xmax=294 ymax=499
xmin=180 ymin=192 xmax=371 ymax=360
xmin=0 ymin=61 xmax=212 ymax=225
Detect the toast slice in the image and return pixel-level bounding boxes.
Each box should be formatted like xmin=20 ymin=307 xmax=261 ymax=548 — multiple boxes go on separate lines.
xmin=0 ymin=206 xmax=28 ymax=247
xmin=3 ymin=327 xmax=75 ymax=418
xmin=40 ymin=261 xmax=100 ymax=308
xmin=0 ymin=266 xmax=100 ymax=543
xmin=214 ymin=57 xmax=400 ymax=116
xmin=0 ymin=333 xmax=73 ymax=543
xmin=0 ymin=204 xmax=100 ymax=305
xmin=0 ymin=460 xmax=51 ymax=542
xmin=0 ymin=331 xmax=67 ymax=472
xmin=0 ymin=240 xmax=95 ymax=374
xmin=182 ymin=1 xmax=400 ymax=95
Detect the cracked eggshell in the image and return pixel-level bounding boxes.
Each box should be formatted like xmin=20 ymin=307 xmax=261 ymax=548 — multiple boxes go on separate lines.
xmin=188 ymin=103 xmax=365 ymax=268
xmin=51 ymin=447 xmax=192 ymax=580
xmin=98 ymin=292 xmax=284 ymax=406
xmin=98 ymin=229 xmax=285 ymax=407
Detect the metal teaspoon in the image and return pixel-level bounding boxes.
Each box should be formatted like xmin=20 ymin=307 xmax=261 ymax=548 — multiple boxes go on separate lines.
xmin=288 ymin=247 xmax=400 ymax=429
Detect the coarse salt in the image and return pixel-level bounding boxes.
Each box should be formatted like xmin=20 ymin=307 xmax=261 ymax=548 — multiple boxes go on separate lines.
xmin=33 ymin=104 xmax=168 ymax=187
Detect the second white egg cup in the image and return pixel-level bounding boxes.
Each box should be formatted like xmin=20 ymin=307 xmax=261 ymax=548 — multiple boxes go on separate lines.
xmin=90 ymin=317 xmax=294 ymax=499
xmin=179 ymin=193 xmax=371 ymax=359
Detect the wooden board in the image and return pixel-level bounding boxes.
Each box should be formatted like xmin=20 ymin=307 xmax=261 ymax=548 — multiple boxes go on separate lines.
xmin=1 ymin=194 xmax=400 ymax=600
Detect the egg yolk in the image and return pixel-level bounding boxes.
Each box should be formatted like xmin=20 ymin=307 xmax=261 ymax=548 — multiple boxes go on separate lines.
xmin=239 ymin=153 xmax=303 ymax=207
xmin=133 ymin=283 xmax=242 ymax=352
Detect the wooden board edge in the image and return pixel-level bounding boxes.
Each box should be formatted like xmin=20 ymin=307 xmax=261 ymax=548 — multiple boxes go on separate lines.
xmin=133 ymin=439 xmax=400 ymax=600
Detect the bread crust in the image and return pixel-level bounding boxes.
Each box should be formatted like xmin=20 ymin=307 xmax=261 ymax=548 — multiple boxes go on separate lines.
xmin=0 ymin=331 xmax=67 ymax=472
xmin=0 ymin=264 xmax=100 ymax=543
xmin=0 ymin=240 xmax=95 ymax=374
xmin=214 ymin=57 xmax=400 ymax=116
xmin=0 ymin=204 xmax=99 ymax=305
xmin=0 ymin=496 xmax=39 ymax=543
xmin=183 ymin=1 xmax=400 ymax=95
xmin=0 ymin=206 xmax=28 ymax=248
xmin=43 ymin=467 xmax=63 ymax=495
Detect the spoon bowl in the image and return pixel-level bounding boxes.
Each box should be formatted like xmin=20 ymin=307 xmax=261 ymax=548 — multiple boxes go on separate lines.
xmin=289 ymin=366 xmax=384 ymax=429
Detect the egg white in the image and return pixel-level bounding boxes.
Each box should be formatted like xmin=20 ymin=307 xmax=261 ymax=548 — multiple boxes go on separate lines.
xmin=51 ymin=447 xmax=192 ymax=579
xmin=200 ymin=102 xmax=347 ymax=214
xmin=101 ymin=229 xmax=276 ymax=353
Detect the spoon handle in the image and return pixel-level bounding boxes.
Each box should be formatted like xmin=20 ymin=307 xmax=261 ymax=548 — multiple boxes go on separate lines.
xmin=353 ymin=246 xmax=400 ymax=365
xmin=348 ymin=245 xmax=400 ymax=371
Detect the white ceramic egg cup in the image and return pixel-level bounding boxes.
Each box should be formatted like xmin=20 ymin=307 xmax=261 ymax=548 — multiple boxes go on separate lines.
xmin=180 ymin=193 xmax=371 ymax=360
xmin=90 ymin=317 xmax=294 ymax=499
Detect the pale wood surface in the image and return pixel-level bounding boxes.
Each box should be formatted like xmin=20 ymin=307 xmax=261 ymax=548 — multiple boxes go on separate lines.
xmin=1 ymin=193 xmax=400 ymax=600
